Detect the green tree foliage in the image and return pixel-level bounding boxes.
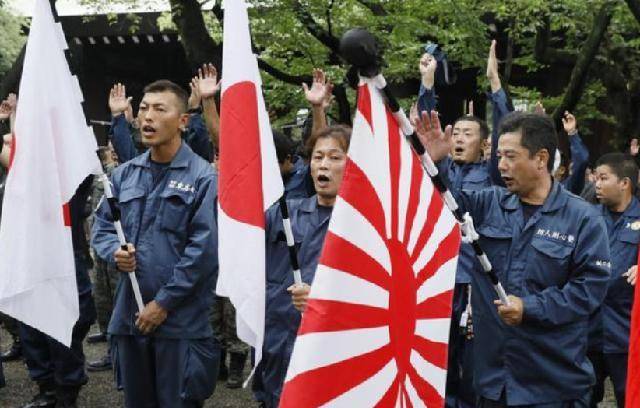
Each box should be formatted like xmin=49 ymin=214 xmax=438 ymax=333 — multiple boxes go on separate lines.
xmin=72 ymin=0 xmax=640 ymax=146
xmin=0 ymin=4 xmax=26 ymax=78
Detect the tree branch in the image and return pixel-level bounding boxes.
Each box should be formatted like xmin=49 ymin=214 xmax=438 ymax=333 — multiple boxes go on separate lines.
xmin=552 ymin=1 xmax=614 ymax=122
xmin=625 ymin=0 xmax=640 ymax=25
xmin=355 ymin=0 xmax=388 ymax=16
xmin=534 ymin=14 xmax=577 ymax=66
xmin=257 ymin=58 xmax=310 ymax=85
xmin=291 ymin=0 xmax=340 ymax=53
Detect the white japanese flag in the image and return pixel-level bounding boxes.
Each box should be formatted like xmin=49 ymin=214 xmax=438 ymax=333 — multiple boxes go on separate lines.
xmin=0 ymin=0 xmax=101 ymax=346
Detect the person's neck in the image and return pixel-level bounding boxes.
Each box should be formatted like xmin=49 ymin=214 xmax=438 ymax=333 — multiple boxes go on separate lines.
xmin=609 ymin=193 xmax=633 ymax=213
xmin=520 ymin=174 xmax=552 ymax=205
xmin=150 ymin=137 xmax=182 ymax=163
xmin=317 ymin=195 xmax=336 ymax=207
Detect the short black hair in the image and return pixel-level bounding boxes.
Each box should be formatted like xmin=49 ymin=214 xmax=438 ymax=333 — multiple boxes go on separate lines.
xmin=453 ymin=116 xmax=490 ymax=140
xmin=142 ymin=80 xmax=188 ymax=113
xmin=596 ymin=153 xmax=639 ymax=192
xmin=273 ymin=129 xmax=294 ymax=164
xmin=305 ymin=125 xmax=352 ymax=156
xmin=498 ymin=112 xmax=558 ymax=172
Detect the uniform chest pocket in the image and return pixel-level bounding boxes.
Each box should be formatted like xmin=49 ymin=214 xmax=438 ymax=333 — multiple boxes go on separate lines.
xmin=527 ymin=238 xmax=573 ymax=289
xmin=118 ymin=187 xmax=146 ymax=229
xmin=477 ymin=224 xmax=512 ymax=272
xmin=160 ymin=189 xmax=195 ymax=232
xmin=462 ymin=172 xmax=490 ymax=190
xmin=617 ymin=229 xmax=640 ymax=245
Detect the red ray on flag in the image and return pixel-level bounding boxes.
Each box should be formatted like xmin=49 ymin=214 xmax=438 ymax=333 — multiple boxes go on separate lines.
xmin=627 ymin=250 xmax=640 ymax=408
xmin=280 ymin=80 xmax=460 ymax=407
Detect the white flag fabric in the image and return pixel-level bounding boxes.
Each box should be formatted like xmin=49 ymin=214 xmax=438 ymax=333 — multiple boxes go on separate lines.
xmin=0 ymin=0 xmax=101 ymax=346
xmin=216 ymin=0 xmax=284 ymax=368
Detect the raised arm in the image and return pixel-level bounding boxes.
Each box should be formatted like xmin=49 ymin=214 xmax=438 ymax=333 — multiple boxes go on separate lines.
xmin=417 ymin=53 xmax=437 ymax=114
xmin=486 ymin=40 xmax=513 ymax=186
xmin=108 ymin=84 xmax=137 ymax=163
xmin=302 ymin=68 xmax=332 ymax=138
xmin=562 ymin=111 xmax=589 ymax=195
xmin=196 ymin=63 xmax=221 ymax=152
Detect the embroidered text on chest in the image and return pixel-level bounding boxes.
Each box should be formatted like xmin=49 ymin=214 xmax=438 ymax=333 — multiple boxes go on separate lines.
xmin=168 ymin=180 xmax=195 ymax=193
xmin=536 ymin=228 xmax=575 ymax=243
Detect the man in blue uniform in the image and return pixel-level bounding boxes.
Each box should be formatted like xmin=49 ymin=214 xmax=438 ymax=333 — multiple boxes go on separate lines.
xmin=416 ymin=110 xmax=610 ymax=407
xmin=107 ymin=82 xmax=213 ymax=163
xmin=92 ymin=80 xmax=219 ymax=407
xmin=260 ymin=125 xmax=351 ymax=407
xmin=418 ymin=40 xmax=512 ymax=408
xmin=273 ymin=130 xmax=313 ymax=199
xmin=589 ymin=153 xmax=639 ymax=407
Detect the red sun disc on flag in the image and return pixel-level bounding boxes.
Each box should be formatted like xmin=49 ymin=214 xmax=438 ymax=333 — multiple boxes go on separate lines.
xmin=280 ymin=82 xmax=461 ymax=407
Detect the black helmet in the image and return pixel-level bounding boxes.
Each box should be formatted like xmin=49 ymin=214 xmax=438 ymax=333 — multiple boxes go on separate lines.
xmin=339 ymin=28 xmax=383 ymax=78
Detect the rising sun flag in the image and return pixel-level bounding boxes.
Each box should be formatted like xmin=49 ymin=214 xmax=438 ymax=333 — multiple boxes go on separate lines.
xmin=280 ymin=79 xmax=461 ymax=407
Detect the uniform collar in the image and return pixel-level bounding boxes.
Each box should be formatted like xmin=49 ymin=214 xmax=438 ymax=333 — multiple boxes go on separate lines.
xmin=500 ymin=180 xmax=568 ymax=213
xmin=600 ymin=196 xmax=640 ymax=218
xmin=300 ymin=196 xmax=320 ymax=213
xmin=132 ymin=141 xmax=192 ymax=169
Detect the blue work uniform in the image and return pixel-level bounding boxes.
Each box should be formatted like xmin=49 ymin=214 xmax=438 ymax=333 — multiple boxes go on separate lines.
xmin=421 ymin=86 xmax=512 ymax=408
xmin=561 ymin=132 xmax=589 ymax=195
xmin=91 ymin=142 xmax=220 ymax=407
xmin=284 ymin=156 xmax=314 ymax=199
xmin=417 ymin=84 xmax=437 ymax=115
xmin=451 ymin=181 xmax=610 ymax=406
xmin=259 ymin=196 xmax=332 ymax=407
xmin=19 ymin=176 xmax=97 ymax=403
xmin=110 ymin=113 xmax=213 ymax=163
xmin=591 ymin=198 xmax=640 ymax=407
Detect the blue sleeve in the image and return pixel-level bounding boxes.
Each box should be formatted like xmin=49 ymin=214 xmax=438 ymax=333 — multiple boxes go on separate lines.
xmin=522 ymin=214 xmax=610 ymax=326
xmin=417 ymin=85 xmax=437 ymax=115
xmin=154 ymin=174 xmax=218 ymax=311
xmin=184 ymin=114 xmax=213 ymax=162
xmin=488 ymin=88 xmax=512 ymax=187
xmin=90 ymin=174 xmax=122 ymax=264
xmin=563 ymin=132 xmax=589 ymax=195
xmin=109 ymin=114 xmax=138 ymax=163
xmin=441 ymin=163 xmax=495 ymax=228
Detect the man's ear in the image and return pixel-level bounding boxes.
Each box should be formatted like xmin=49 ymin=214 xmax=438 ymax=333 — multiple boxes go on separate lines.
xmin=537 ymin=149 xmax=550 ymax=170
xmin=179 ymin=113 xmax=190 ymax=132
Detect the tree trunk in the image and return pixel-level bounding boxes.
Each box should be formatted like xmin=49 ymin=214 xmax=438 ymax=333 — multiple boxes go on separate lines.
xmin=551 ymin=2 xmax=614 ymax=123
xmin=169 ymin=0 xmax=221 ymax=71
xmin=332 ymin=84 xmax=351 ymax=125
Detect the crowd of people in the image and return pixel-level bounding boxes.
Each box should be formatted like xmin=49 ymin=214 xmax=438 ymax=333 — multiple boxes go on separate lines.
xmin=0 ymin=38 xmax=637 ymax=408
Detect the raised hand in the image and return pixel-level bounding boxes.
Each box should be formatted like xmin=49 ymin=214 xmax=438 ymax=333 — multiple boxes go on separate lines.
xmin=0 ymin=93 xmax=17 ymax=120
xmin=109 ymin=83 xmax=132 ymax=117
xmin=630 ymin=138 xmax=639 ymax=157
xmin=486 ymin=40 xmax=501 ymax=92
xmin=197 ymin=63 xmax=221 ymax=99
xmin=419 ymin=53 xmax=437 ymax=89
xmin=0 ymin=101 xmax=12 ymax=121
xmin=188 ymin=76 xmax=202 ymax=110
xmin=534 ymin=101 xmax=546 ymax=115
xmin=321 ymin=82 xmax=335 ymax=110
xmin=302 ymin=68 xmax=332 ymax=107
xmin=467 ymin=100 xmax=474 ymax=116
xmin=562 ymin=111 xmax=577 ymax=135
xmin=413 ymin=110 xmax=453 ymax=162
xmin=409 ymin=102 xmax=419 ymax=128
